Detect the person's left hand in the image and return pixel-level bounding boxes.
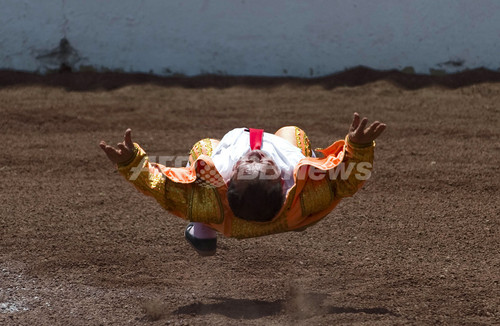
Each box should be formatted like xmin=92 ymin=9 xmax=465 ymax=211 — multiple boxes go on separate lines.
xmin=99 ymin=129 xmax=136 ymax=164
xmin=348 ymin=112 xmax=386 ymax=145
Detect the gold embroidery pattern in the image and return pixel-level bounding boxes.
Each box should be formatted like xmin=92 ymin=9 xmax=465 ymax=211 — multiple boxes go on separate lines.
xmin=135 ymin=168 xmax=167 ymax=206
xmin=189 ymin=138 xmax=213 ymax=161
xmin=304 ymin=133 xmax=312 ymax=157
xmin=295 ymin=127 xmax=312 ymax=157
xmin=299 ymin=171 xmax=333 ymax=217
xmin=188 ymin=183 xmax=224 ymax=224
xmin=163 ymin=179 xmax=190 ymax=217
xmin=231 ymin=214 xmax=289 ymax=239
xmin=119 ymin=150 xmax=170 ymax=210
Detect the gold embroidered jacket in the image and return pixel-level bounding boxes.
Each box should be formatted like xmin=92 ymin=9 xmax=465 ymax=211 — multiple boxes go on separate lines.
xmin=118 ymin=137 xmax=374 ymax=239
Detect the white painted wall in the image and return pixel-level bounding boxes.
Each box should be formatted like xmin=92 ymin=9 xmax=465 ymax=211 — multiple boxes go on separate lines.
xmin=1 ymin=0 xmax=500 ymax=76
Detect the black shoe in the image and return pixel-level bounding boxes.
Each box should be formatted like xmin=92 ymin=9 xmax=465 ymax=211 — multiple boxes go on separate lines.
xmin=184 ymin=223 xmax=217 ymax=256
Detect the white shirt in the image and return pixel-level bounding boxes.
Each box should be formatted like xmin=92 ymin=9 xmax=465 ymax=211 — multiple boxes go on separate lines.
xmin=211 ymin=128 xmax=305 ymax=193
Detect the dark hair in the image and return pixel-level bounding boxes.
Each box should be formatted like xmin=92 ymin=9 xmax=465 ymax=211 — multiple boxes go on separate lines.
xmin=227 ymin=177 xmax=284 ymax=222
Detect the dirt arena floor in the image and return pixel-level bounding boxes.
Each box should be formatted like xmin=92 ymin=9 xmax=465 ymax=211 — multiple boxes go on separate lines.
xmin=0 ymin=69 xmax=499 ymax=325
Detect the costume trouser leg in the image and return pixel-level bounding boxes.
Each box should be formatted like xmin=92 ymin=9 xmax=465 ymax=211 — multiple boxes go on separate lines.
xmin=274 ymin=126 xmax=313 ymax=157
xmin=185 ymin=138 xmax=220 ymax=256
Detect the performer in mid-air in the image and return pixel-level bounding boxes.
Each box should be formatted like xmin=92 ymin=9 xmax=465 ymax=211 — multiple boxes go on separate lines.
xmin=100 ymin=112 xmax=386 ymax=256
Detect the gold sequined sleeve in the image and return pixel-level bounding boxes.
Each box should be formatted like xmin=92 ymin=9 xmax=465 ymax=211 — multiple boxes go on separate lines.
xmin=117 ymin=143 xmax=171 ymax=209
xmin=330 ymin=136 xmax=375 ymax=198
xmin=116 ymin=144 xmax=225 ymax=223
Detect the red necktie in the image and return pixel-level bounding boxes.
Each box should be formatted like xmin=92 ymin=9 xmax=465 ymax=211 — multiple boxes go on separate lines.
xmin=249 ymin=128 xmax=264 ymax=150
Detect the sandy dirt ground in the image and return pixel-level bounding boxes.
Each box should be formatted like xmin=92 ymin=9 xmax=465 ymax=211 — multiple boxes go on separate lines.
xmin=0 ymin=69 xmax=499 ymax=325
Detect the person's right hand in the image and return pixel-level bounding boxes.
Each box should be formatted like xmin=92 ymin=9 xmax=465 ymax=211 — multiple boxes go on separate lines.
xmin=99 ymin=129 xmax=136 ymax=164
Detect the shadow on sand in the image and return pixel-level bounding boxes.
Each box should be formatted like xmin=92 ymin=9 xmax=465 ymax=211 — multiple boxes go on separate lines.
xmin=173 ymin=292 xmax=395 ymax=320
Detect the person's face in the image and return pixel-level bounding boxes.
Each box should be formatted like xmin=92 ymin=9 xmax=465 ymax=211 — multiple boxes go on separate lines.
xmin=231 ymin=150 xmax=281 ymax=182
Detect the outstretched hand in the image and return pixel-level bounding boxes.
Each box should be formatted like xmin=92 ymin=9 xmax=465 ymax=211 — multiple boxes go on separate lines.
xmin=100 ymin=129 xmax=136 ymax=164
xmin=348 ymin=112 xmax=386 ymax=145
